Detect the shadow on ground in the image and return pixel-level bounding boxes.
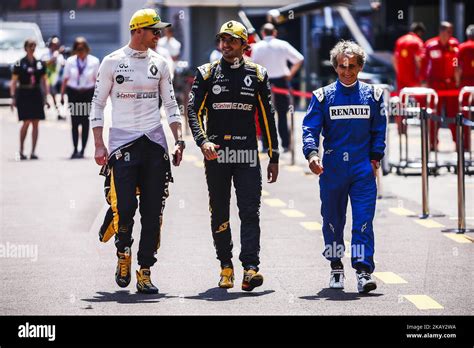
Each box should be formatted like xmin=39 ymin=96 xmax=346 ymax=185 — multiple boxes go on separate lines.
xmin=81 ymin=290 xmax=177 ymax=305
xmin=185 ymin=287 xmax=275 ymax=302
xmin=299 ymin=288 xmax=384 ymax=302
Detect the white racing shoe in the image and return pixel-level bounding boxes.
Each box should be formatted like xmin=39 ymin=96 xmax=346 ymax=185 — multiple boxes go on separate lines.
xmin=356 ymin=271 xmax=377 ymax=293
xmin=329 ymin=269 xmax=345 ymax=289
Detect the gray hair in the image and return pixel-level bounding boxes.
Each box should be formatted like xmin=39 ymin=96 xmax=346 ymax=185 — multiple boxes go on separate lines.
xmin=330 ymin=40 xmax=367 ymax=68
xmin=466 ymin=24 xmax=474 ymax=39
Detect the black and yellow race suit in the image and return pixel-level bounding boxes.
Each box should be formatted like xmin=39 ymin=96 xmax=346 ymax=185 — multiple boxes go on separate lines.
xmin=187 ymin=57 xmax=279 ymax=270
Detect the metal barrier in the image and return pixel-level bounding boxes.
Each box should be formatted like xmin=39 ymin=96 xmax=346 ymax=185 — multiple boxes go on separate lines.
xmin=442 ymin=86 xmax=474 ymax=233
xmin=458 ymin=86 xmax=474 ymax=173
xmin=392 ymin=87 xmax=443 ymax=176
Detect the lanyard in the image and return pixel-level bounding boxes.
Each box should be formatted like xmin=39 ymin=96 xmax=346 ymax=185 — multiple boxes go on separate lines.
xmin=76 ymin=57 xmax=87 ymax=87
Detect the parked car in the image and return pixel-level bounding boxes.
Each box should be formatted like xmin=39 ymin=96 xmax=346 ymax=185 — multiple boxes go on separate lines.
xmin=0 ymin=21 xmax=48 ymax=101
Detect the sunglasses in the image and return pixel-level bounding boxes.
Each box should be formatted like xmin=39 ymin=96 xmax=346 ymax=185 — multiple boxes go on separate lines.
xmin=143 ymin=27 xmax=162 ymax=36
xmin=27 ymin=44 xmax=36 ymax=48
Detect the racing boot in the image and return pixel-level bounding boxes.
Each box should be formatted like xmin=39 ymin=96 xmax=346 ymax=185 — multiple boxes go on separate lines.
xmin=136 ymin=268 xmax=159 ymax=294
xmin=329 ymin=260 xmax=344 ymax=289
xmin=115 ymin=247 xmax=131 ymax=288
xmin=218 ymin=266 xmax=234 ymax=289
xmin=356 ymin=270 xmax=377 ymax=293
xmin=242 ymin=267 xmax=264 ymax=292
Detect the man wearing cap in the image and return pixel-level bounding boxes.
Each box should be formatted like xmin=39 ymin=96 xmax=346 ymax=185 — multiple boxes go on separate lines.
xmin=90 ymin=8 xmax=184 ymax=294
xmin=251 ymin=23 xmax=304 ymax=153
xmin=188 ymin=20 xmax=279 ymax=291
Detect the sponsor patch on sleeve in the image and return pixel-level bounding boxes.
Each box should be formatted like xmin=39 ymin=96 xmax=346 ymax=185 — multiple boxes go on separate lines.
xmin=313 ymin=88 xmax=324 ymax=102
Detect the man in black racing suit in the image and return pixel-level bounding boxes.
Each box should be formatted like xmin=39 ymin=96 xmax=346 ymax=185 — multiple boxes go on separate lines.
xmin=188 ymin=20 xmax=279 ymax=292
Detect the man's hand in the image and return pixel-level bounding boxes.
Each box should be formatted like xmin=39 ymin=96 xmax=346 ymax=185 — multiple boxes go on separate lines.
xmin=200 ymin=142 xmax=220 ymax=161
xmin=371 ymin=160 xmax=380 ymax=177
xmin=308 ymin=155 xmax=324 ymax=175
xmin=94 ymin=144 xmax=108 ymax=166
xmin=10 ymin=98 xmax=16 ymax=112
xmin=172 ymin=143 xmax=184 ymax=166
xmin=267 ymin=163 xmax=279 ymax=183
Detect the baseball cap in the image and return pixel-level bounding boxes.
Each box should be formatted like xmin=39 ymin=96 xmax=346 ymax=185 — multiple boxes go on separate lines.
xmin=217 ymin=20 xmax=248 ymax=41
xmin=129 ymin=9 xmax=171 ymax=30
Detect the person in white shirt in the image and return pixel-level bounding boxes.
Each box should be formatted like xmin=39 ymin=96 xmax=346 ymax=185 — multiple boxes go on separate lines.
xmin=251 ymin=23 xmax=304 ymax=152
xmin=90 ymin=9 xmax=184 ymax=294
xmin=60 ymin=37 xmax=100 ymax=159
xmin=158 ymin=27 xmax=181 ymax=61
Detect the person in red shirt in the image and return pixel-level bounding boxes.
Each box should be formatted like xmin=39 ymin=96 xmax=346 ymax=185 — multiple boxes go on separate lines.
xmin=420 ymin=21 xmax=459 ymax=150
xmin=456 ymin=25 xmax=474 ymax=87
xmin=393 ymin=22 xmax=425 ymax=135
xmin=455 ymin=24 xmax=474 ymax=151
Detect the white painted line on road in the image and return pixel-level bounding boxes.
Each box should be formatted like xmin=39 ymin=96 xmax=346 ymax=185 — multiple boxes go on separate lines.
xmin=443 ymin=233 xmax=473 ymax=244
xmin=373 ymin=272 xmax=407 ymax=284
xmin=403 ymin=295 xmax=443 ymax=310
xmin=389 ymin=207 xmax=416 ymax=216
xmin=299 ymin=221 xmax=322 ymax=231
xmin=414 ymin=219 xmax=445 ymax=228
xmin=280 ymin=209 xmax=306 ymax=218
xmin=449 ymin=216 xmax=474 ymax=220
xmin=263 ymin=198 xmax=286 ymax=207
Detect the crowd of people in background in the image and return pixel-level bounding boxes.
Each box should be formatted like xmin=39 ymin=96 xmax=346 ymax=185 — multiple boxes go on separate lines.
xmin=393 ymin=21 xmax=474 ymax=151
xmin=8 ymin=18 xmax=474 ymax=161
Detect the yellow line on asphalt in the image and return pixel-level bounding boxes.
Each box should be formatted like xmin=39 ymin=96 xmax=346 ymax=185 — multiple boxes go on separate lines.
xmin=389 ymin=207 xmax=415 ymax=216
xmin=263 ymin=198 xmax=286 ymax=207
xmin=403 ymin=295 xmax=443 ymax=310
xmin=463 ymin=234 xmax=474 ymax=242
xmin=280 ymin=209 xmax=306 ymax=218
xmin=443 ymin=233 xmax=473 ymax=244
xmin=299 ymin=221 xmax=322 ymax=231
xmin=414 ymin=219 xmax=445 ymax=228
xmin=261 ymin=190 xmax=270 ymax=197
xmin=373 ymin=272 xmax=408 ymax=284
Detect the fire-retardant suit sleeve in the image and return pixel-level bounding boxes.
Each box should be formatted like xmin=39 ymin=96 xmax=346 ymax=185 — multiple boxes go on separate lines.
xmin=90 ymin=55 xmax=114 ymax=128
xmin=159 ymin=60 xmax=181 ymax=125
xmin=187 ymin=65 xmax=210 ymax=147
xmin=256 ymin=70 xmax=279 ymax=164
xmin=370 ymin=86 xmax=387 ymax=161
xmin=302 ymin=90 xmax=324 ymax=160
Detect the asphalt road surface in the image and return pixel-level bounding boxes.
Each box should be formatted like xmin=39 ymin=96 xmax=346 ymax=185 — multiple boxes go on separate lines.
xmin=0 ymin=104 xmax=473 ymax=315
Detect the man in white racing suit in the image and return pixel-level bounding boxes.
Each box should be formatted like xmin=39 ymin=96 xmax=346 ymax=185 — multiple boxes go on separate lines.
xmin=90 ymin=9 xmax=185 ymax=294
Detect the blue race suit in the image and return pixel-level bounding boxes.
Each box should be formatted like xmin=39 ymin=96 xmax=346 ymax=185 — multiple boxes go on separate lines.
xmin=302 ymin=80 xmax=386 ymax=272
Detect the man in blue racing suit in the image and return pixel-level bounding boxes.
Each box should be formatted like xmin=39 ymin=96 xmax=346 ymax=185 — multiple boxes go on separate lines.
xmin=302 ymin=40 xmax=386 ymax=293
